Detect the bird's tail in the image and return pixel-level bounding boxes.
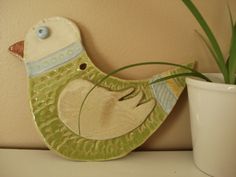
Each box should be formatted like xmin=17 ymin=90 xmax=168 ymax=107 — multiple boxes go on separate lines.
xmin=149 ymin=62 xmax=194 ymax=114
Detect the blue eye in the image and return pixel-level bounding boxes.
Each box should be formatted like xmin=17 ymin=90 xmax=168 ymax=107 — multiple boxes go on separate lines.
xmin=36 ymin=26 xmax=50 ymax=39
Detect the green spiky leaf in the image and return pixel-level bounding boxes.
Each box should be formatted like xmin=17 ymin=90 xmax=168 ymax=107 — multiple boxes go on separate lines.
xmin=228 ymin=23 xmax=236 ymax=84
xmin=195 ymin=30 xmax=218 ymax=63
xmin=150 ymin=72 xmax=211 ymax=85
xmin=227 ymin=4 xmax=234 ymax=32
xmin=182 ymin=0 xmax=229 ymax=83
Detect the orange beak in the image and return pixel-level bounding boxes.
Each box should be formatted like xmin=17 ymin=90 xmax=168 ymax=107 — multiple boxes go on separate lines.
xmin=8 ymin=41 xmax=24 ymax=60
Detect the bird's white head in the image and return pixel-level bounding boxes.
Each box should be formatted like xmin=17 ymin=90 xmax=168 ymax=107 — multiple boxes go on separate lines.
xmin=9 ymin=17 xmax=84 ymax=76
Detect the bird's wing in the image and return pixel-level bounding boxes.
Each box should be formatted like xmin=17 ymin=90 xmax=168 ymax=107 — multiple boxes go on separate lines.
xmin=58 ymin=79 xmax=156 ymax=140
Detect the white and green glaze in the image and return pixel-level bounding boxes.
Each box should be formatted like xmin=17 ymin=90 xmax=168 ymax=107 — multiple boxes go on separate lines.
xmin=11 ymin=17 xmax=191 ymax=161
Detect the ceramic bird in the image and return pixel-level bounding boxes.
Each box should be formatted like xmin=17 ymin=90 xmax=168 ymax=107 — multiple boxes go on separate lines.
xmin=9 ymin=17 xmax=191 ymax=161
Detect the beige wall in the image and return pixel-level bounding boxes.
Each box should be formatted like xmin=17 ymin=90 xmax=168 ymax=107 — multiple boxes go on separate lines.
xmin=0 ymin=0 xmax=235 ymax=149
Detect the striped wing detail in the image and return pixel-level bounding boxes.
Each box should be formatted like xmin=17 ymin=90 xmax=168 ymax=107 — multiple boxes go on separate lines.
xmin=150 ymin=80 xmax=177 ymax=114
xmin=149 ymin=68 xmax=187 ymax=114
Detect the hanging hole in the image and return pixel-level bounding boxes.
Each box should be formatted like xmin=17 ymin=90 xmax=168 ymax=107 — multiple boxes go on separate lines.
xmin=79 ymin=63 xmax=87 ymax=70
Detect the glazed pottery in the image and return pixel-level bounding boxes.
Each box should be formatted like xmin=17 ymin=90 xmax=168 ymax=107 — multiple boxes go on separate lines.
xmin=186 ymin=73 xmax=236 ymax=177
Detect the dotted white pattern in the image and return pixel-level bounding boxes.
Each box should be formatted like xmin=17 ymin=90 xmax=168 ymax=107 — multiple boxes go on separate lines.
xmin=26 ymin=42 xmax=83 ymax=77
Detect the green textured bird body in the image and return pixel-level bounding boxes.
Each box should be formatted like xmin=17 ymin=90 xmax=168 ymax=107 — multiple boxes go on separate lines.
xmin=29 ymin=51 xmax=186 ymax=161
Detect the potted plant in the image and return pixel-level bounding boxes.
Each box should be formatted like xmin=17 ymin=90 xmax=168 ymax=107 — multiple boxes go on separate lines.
xmin=183 ymin=1 xmax=236 ymax=177
xmin=82 ymin=0 xmax=235 ymax=176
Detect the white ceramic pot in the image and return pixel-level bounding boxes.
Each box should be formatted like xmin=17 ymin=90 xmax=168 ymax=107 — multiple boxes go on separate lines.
xmin=186 ymin=73 xmax=236 ymax=177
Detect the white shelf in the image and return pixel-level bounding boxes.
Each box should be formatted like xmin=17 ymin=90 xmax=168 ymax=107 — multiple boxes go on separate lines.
xmin=0 ymin=149 xmax=209 ymax=177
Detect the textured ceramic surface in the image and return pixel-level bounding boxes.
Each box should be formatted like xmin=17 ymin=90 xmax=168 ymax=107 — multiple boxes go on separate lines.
xmin=9 ymin=17 xmax=190 ymax=161
xmin=187 ymin=74 xmax=236 ymax=177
